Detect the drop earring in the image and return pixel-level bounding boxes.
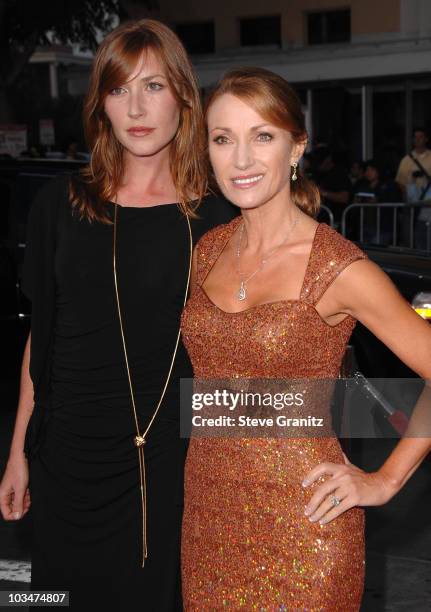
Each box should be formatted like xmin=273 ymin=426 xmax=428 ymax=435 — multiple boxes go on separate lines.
xmin=291 ymin=162 xmax=298 ymax=182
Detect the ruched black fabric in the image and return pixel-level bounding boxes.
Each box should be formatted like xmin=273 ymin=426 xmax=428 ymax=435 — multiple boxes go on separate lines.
xmin=22 ymin=176 xmax=237 ymax=611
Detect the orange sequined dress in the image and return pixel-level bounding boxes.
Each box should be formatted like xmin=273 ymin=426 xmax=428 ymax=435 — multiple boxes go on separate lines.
xmin=181 ymin=217 xmax=366 ymax=610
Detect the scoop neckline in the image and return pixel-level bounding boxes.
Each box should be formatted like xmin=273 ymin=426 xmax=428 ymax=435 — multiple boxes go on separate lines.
xmin=198 ymin=217 xmax=323 ymax=307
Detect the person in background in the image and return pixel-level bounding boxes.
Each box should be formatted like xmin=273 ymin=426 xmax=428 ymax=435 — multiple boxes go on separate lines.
xmin=354 ymin=160 xmax=402 ymax=204
xmin=314 ymin=147 xmax=352 ymax=226
xmin=19 ymin=145 xmax=43 ymax=158
xmin=353 ymin=160 xmax=402 ymax=244
xmin=64 ymin=141 xmax=90 ymax=162
xmin=301 ymin=151 xmax=314 ymax=181
xmin=64 ymin=141 xmax=79 ymax=160
xmin=396 ymin=128 xmax=431 ymax=202
xmin=349 ymin=160 xmax=365 ymax=187
xmin=396 ymin=128 xmax=431 ymax=249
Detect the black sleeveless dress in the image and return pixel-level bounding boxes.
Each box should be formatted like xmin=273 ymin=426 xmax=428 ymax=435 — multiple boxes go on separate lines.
xmin=22 ymin=176 xmax=237 ymax=611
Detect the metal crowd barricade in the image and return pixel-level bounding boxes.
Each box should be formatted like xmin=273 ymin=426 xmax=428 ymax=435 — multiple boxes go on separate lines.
xmin=341 ymin=202 xmax=431 ymax=251
xmin=318 ymin=204 xmax=335 ymax=227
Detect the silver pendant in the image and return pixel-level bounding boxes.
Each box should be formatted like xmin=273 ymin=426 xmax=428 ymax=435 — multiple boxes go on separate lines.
xmin=238 ymin=281 xmax=247 ymax=301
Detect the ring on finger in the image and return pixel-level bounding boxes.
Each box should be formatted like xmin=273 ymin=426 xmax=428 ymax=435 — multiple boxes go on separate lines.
xmin=330 ymin=494 xmax=341 ymax=507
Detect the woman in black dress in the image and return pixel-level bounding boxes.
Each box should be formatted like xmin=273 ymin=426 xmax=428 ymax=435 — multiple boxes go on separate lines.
xmin=0 ymin=19 xmax=236 ymax=611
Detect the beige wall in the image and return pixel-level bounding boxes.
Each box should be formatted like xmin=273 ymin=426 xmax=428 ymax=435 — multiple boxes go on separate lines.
xmin=284 ymin=0 xmax=401 ymax=47
xmin=143 ymin=0 xmax=401 ymax=49
xmin=353 ymin=0 xmax=400 ymax=37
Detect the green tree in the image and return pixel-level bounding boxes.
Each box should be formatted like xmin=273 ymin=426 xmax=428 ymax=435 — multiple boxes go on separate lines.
xmin=0 ymin=0 xmax=122 ymax=120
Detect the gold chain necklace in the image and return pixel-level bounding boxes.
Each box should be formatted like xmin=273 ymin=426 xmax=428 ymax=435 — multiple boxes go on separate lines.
xmin=112 ymin=203 xmax=193 ymax=568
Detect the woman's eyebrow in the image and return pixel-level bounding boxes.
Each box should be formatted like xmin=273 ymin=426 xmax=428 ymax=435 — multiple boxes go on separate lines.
xmin=209 ymin=123 xmax=270 ymax=133
xmin=209 ymin=126 xmax=232 ymax=133
xmin=250 ymin=123 xmax=270 ymax=131
xmin=141 ymin=73 xmax=167 ymax=81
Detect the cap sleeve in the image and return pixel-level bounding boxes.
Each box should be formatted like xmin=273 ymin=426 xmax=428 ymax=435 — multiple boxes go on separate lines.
xmin=302 ymin=224 xmax=368 ymax=306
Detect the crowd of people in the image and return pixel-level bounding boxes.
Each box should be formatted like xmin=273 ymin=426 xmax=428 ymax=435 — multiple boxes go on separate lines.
xmin=302 ymin=128 xmax=430 ymax=246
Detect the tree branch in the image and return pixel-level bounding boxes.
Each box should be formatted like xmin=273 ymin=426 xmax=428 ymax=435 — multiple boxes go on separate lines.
xmin=5 ymin=31 xmax=40 ymax=88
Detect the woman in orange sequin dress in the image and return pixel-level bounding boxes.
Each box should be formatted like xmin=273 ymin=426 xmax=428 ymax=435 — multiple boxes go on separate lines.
xmin=180 ymin=69 xmax=431 ymax=610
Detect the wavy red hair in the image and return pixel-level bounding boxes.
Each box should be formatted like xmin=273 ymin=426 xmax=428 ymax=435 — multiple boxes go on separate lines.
xmin=70 ymin=19 xmax=207 ymax=222
xmin=205 ymin=67 xmax=320 ymax=217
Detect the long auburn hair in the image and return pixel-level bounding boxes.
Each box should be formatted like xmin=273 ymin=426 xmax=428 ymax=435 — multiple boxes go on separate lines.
xmin=70 ymin=19 xmax=207 ymax=222
xmin=205 ymin=67 xmax=320 ymax=218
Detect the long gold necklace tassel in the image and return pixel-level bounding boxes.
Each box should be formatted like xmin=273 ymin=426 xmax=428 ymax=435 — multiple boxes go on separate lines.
xmin=136 ymin=443 xmax=147 ymax=566
xmin=113 ymin=203 xmax=193 ymax=568
xmin=133 ymin=437 xmax=147 ymax=566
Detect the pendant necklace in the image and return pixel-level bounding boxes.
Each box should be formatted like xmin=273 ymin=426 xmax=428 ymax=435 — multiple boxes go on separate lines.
xmin=236 ymin=215 xmax=299 ymax=301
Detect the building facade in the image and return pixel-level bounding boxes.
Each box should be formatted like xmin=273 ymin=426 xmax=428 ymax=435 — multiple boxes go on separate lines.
xmin=128 ymin=0 xmax=431 ymax=170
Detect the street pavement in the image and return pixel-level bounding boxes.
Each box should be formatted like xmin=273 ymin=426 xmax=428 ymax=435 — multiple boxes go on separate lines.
xmin=1 ymin=413 xmax=430 ymax=611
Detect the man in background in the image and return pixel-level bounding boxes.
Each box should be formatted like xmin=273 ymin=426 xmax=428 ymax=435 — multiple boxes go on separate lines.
xmin=396 ymin=128 xmax=431 ymax=249
xmin=354 ymin=160 xmax=402 ymax=204
xmin=396 ymin=128 xmax=431 ymax=202
xmin=314 ymin=147 xmax=352 ymax=226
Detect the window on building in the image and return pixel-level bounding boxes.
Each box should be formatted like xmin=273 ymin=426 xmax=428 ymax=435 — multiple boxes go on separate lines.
xmin=307 ymin=9 xmax=351 ymax=45
xmin=240 ymin=15 xmax=281 ymax=47
xmin=176 ymin=21 xmax=215 ymax=54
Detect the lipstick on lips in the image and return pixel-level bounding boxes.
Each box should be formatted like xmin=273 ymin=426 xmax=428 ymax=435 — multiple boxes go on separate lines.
xmin=231 ymin=173 xmax=264 ymax=189
xmin=127 ymin=126 xmax=155 ymax=136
